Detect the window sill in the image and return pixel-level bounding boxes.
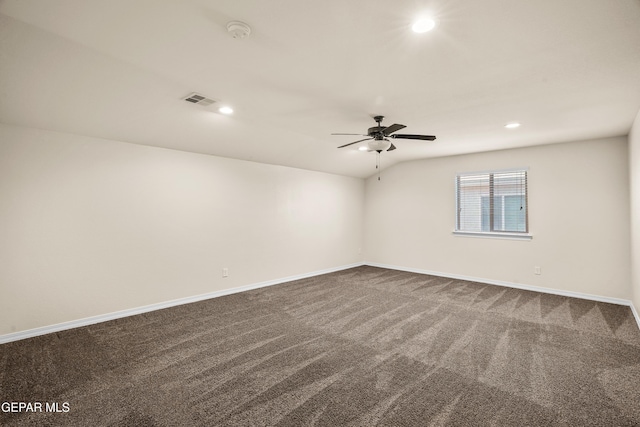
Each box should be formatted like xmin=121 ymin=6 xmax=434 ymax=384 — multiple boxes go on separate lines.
xmin=452 ymin=231 xmax=533 ymax=241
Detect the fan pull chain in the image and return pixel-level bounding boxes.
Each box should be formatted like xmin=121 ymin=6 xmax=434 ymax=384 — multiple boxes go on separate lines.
xmin=377 ymin=152 xmax=381 ymax=181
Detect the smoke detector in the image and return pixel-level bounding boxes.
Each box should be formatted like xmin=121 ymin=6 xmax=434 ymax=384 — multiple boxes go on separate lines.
xmin=226 ymin=21 xmax=251 ymax=39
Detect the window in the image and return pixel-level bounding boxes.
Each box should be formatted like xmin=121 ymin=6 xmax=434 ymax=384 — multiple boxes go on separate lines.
xmin=455 ymin=169 xmax=529 ymax=238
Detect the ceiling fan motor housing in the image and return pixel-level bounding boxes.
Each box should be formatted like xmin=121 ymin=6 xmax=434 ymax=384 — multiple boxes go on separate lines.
xmin=368 ymin=126 xmax=386 ymax=137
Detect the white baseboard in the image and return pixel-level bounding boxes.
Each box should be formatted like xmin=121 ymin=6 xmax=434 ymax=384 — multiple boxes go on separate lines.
xmin=0 ymin=262 xmax=365 ymax=345
xmin=3 ymin=261 xmax=639 ymax=344
xmin=365 ymin=262 xmax=640 ymax=330
xmin=631 ymin=303 xmax=640 ymax=331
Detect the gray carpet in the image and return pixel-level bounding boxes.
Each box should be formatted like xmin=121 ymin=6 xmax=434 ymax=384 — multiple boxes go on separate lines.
xmin=1 ymin=266 xmax=640 ymax=426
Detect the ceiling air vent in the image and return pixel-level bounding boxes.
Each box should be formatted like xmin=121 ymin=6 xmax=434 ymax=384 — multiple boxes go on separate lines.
xmin=183 ymin=92 xmax=216 ymax=106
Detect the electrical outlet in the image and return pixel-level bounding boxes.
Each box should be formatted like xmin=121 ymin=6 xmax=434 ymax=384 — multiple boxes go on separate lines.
xmin=534 ymin=266 xmax=541 ymax=275
xmin=222 ymin=268 xmax=229 ymax=278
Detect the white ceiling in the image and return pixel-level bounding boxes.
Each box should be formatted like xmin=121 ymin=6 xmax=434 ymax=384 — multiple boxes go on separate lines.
xmin=1 ymin=0 xmax=639 ymax=178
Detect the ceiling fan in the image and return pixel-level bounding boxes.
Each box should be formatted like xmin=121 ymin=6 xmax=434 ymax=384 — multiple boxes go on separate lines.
xmin=332 ymin=115 xmax=436 ymax=152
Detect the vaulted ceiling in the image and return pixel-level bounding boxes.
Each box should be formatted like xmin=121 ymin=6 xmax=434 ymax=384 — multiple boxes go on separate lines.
xmin=1 ymin=0 xmax=639 ymax=178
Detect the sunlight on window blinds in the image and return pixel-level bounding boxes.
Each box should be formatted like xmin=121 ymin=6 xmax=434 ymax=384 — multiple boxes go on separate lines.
xmin=456 ymin=169 xmax=528 ymax=233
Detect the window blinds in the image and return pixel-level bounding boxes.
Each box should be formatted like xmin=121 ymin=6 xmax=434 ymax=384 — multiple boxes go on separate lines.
xmin=456 ymin=169 xmax=528 ymax=233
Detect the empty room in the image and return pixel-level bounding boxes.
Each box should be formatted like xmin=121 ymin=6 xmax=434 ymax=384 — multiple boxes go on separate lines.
xmin=1 ymin=1 xmax=640 ymax=425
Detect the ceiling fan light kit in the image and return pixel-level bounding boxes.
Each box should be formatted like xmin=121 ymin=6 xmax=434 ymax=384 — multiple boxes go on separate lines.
xmin=368 ymin=139 xmax=391 ymax=152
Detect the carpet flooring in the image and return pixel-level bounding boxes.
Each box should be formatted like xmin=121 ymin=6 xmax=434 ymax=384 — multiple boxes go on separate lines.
xmin=1 ymin=266 xmax=640 ymax=426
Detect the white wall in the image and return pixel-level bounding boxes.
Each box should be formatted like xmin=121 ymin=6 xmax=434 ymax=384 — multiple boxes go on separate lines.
xmin=2 ymin=122 xmax=635 ymax=338
xmin=0 ymin=124 xmax=364 ymax=336
xmin=364 ymin=136 xmax=631 ymax=300
xmin=630 ymin=109 xmax=640 ymax=313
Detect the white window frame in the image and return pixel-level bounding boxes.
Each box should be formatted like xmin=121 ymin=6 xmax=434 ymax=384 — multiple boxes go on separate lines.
xmin=453 ymin=167 xmax=532 ymax=240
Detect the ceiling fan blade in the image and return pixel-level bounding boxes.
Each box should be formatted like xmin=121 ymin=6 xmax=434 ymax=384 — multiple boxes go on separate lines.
xmin=387 ymin=143 xmax=397 ymax=151
xmin=337 ymin=138 xmax=372 ymax=148
xmin=382 ymin=123 xmax=406 ymax=136
xmin=331 ymin=133 xmax=367 ymax=136
xmin=391 ymin=134 xmax=436 ymax=141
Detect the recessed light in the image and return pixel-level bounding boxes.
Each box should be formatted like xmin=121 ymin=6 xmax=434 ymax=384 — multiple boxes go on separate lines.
xmin=505 ymin=122 xmax=521 ymax=129
xmin=412 ymin=17 xmax=437 ymax=33
xmin=358 ymin=146 xmax=368 ymax=151
xmin=219 ymin=106 xmax=234 ymax=115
